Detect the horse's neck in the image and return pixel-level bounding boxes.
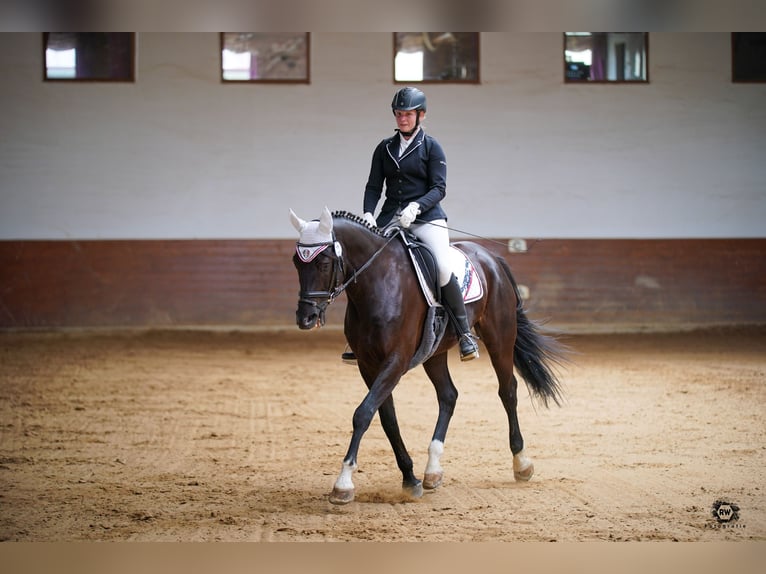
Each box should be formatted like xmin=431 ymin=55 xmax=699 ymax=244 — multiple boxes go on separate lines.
xmin=335 ymin=224 xmax=398 ymax=274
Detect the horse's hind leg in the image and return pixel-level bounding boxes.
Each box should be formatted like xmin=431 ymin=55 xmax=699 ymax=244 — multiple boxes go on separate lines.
xmin=499 ymin=371 xmax=534 ymax=481
xmin=483 ymin=333 xmax=535 ymax=481
xmin=421 ymin=354 xmax=459 ymax=489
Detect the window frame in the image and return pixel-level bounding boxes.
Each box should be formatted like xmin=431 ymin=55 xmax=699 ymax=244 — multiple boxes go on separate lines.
xmin=392 ymin=33 xmax=480 ymax=84
xmin=563 ymin=32 xmax=649 ymax=84
xmin=42 ymin=33 xmax=136 ymax=83
xmin=731 ymin=32 xmax=766 ymax=83
xmin=220 ymin=33 xmax=311 ymax=84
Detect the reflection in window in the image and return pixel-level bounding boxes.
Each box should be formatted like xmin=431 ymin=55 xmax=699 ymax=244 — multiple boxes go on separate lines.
xmin=43 ymin=33 xmax=135 ymax=82
xmin=45 ymin=46 xmax=76 ymax=79
xmin=564 ymin=33 xmax=648 ymax=83
xmin=394 ymin=33 xmax=479 ymax=83
xmin=221 ymin=33 xmax=310 ymax=83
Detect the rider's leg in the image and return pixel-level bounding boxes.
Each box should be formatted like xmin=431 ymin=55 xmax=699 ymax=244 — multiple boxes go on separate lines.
xmin=440 ymin=273 xmax=479 ymax=361
xmin=413 ymin=221 xmax=479 ymax=361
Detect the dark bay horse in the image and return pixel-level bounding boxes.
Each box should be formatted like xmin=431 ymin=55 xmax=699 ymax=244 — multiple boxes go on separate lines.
xmin=290 ymin=207 xmax=566 ymax=504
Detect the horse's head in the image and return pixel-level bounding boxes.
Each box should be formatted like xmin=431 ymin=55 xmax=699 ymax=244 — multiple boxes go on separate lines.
xmin=289 ymin=207 xmax=345 ymax=330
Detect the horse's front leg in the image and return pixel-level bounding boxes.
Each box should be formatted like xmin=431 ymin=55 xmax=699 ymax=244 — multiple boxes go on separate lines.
xmin=329 ymin=392 xmax=376 ymax=504
xmin=377 ymin=394 xmax=422 ymax=498
xmin=329 ymin=362 xmax=411 ymax=504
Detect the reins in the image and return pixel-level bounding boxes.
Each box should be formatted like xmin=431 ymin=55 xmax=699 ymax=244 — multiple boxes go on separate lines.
xmin=329 ymin=230 xmax=399 ymax=302
xmin=324 ymin=216 xmax=536 ymax=302
xmin=297 ymin=213 xmax=538 ymax=326
xmin=417 ymin=219 xmax=542 ymax=252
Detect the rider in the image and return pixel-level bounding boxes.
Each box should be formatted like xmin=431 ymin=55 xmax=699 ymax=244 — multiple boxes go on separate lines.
xmin=349 ymin=86 xmax=480 ymax=362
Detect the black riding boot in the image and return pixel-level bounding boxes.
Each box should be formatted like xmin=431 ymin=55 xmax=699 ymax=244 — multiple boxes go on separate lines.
xmin=441 ymin=274 xmax=479 ymax=361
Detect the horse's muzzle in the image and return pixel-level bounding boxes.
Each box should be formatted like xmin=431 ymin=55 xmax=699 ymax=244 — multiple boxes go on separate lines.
xmin=295 ymin=300 xmax=325 ymax=330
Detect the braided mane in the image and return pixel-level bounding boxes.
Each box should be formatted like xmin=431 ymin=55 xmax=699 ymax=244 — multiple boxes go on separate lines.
xmin=331 ymin=210 xmax=388 ymax=237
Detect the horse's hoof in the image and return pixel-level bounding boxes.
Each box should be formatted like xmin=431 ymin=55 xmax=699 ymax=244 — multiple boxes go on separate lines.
xmin=423 ymin=472 xmax=443 ymax=490
xmin=403 ymin=480 xmax=423 ymax=499
xmin=329 ymin=487 xmax=355 ymax=505
xmin=514 ymin=462 xmax=534 ymax=482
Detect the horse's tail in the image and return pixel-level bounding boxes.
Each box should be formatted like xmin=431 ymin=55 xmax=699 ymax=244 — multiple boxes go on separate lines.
xmin=497 ymin=257 xmax=567 ymax=408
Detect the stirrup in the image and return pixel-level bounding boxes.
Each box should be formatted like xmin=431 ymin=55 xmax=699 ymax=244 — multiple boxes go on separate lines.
xmin=458 ymin=334 xmax=479 ymax=362
xmin=341 ymin=351 xmax=357 ymax=365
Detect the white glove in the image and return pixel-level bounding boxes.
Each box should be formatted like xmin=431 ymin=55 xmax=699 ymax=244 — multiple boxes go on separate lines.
xmin=398 ymin=202 xmax=421 ymax=228
xmin=362 ymin=212 xmax=377 ymax=227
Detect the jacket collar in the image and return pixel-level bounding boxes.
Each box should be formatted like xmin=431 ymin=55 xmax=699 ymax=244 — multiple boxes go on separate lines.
xmin=386 ymin=128 xmax=425 ymax=163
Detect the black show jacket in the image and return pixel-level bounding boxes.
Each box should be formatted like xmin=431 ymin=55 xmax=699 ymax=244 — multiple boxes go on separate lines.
xmin=363 ymin=129 xmax=448 ymax=227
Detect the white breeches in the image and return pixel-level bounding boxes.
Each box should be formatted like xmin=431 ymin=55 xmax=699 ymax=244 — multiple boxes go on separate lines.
xmin=410 ymin=218 xmax=452 ymax=287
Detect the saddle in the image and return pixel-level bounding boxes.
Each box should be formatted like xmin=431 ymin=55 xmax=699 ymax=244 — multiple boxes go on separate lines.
xmin=396 ymin=229 xmax=484 ymax=370
xmin=397 ymin=229 xmax=484 ymax=307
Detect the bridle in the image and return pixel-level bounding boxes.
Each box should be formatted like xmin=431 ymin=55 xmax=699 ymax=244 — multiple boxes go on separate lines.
xmin=295 ymin=237 xmax=344 ymax=326
xmin=295 ymin=229 xmax=399 ymax=326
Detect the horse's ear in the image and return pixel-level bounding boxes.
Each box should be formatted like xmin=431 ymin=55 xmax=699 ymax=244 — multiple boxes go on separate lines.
xmin=289 ymin=209 xmax=306 ymax=233
xmin=318 ymin=206 xmax=333 ymax=236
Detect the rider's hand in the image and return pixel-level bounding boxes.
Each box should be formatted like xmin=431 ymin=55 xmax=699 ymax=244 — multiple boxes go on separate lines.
xmin=362 ymin=212 xmax=377 ymax=227
xmin=398 ymin=202 xmax=421 ymax=228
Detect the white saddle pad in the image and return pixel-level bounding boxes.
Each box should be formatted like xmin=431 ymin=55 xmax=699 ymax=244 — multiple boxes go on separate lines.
xmin=413 ymin=245 xmax=484 ymax=307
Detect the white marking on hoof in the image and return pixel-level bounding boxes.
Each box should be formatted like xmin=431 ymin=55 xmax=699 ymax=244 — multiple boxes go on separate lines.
xmin=513 ymin=450 xmax=534 ymax=482
xmin=334 ymin=460 xmax=356 ymax=487
xmin=331 ymin=460 xmax=357 ymax=499
xmin=424 ymin=439 xmax=444 ymax=489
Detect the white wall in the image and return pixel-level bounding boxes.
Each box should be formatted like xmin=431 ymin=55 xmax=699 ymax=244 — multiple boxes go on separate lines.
xmin=0 ymin=32 xmax=764 ymax=240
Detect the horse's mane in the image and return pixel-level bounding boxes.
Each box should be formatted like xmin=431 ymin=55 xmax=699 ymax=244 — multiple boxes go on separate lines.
xmin=331 ymin=210 xmax=389 ymax=238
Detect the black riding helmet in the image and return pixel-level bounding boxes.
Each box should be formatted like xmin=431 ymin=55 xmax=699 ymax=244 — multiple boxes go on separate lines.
xmin=391 ymin=87 xmax=426 ymax=137
xmin=391 ymin=86 xmax=427 ymax=113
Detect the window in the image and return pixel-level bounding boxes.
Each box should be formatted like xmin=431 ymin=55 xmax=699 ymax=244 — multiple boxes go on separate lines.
xmin=732 ymin=33 xmax=766 ymax=82
xmin=221 ymin=33 xmax=310 ymax=83
xmin=394 ymin=33 xmax=479 ymax=83
xmin=43 ymin=33 xmax=135 ymax=82
xmin=564 ymin=33 xmax=648 ymax=83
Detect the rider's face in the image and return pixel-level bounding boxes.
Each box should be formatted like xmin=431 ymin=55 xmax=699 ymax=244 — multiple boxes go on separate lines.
xmin=394 ymin=109 xmax=423 ymax=134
